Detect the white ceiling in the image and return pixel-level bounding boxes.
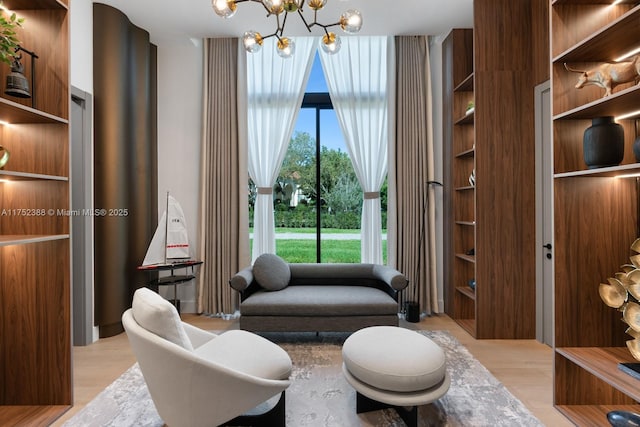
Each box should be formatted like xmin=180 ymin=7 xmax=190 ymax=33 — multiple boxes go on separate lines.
xmin=95 ymin=0 xmax=473 ymax=44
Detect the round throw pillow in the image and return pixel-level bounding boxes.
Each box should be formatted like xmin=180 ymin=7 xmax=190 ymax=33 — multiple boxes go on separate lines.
xmin=253 ymin=253 xmax=290 ymax=291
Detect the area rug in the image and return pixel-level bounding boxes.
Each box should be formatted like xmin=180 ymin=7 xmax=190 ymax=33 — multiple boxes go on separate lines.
xmin=63 ymin=330 xmax=543 ymax=427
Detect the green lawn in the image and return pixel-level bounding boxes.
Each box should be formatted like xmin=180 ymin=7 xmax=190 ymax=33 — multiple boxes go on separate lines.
xmin=249 ymin=228 xmax=388 ymax=263
xmin=252 ymin=238 xmax=387 ymax=263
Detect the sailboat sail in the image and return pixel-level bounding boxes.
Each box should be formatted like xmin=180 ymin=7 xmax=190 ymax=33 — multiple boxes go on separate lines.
xmin=142 ymin=194 xmax=191 ymax=266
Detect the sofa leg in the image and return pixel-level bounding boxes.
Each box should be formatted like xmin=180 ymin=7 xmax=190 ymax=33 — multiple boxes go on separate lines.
xmin=222 ymin=391 xmax=286 ymax=427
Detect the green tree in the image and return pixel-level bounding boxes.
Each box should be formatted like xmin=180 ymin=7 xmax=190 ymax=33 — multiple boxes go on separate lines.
xmin=319 ymin=146 xmax=360 ymax=209
xmin=323 ymin=169 xmax=361 ymax=214
xmin=278 ymin=131 xmax=316 ymax=205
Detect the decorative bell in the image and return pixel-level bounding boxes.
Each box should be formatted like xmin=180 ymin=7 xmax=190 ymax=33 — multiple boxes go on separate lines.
xmin=5 ymin=54 xmax=31 ymax=98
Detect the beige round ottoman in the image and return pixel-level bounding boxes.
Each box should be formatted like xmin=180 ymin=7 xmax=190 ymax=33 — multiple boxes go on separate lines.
xmin=342 ymin=326 xmax=450 ymax=427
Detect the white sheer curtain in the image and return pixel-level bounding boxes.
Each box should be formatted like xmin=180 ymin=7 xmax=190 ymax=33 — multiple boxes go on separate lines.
xmin=319 ymin=36 xmax=394 ymax=264
xmin=247 ymin=37 xmax=317 ymax=262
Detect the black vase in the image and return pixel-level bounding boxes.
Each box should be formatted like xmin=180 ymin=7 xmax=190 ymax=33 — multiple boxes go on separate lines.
xmin=583 ymin=116 xmax=624 ymax=169
xmin=633 ymin=135 xmax=640 ymax=162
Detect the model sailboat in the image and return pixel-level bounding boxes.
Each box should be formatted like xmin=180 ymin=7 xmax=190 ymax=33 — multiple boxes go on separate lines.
xmin=142 ymin=192 xmax=191 ymax=266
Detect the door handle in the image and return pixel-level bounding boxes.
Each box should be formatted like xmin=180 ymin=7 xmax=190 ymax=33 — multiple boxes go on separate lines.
xmin=543 ymin=243 xmax=552 ymax=250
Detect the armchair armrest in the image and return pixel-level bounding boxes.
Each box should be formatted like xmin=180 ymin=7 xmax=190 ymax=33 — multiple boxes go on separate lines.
xmin=182 ymin=322 xmax=217 ymax=349
xmin=229 ymin=266 xmax=253 ymax=292
xmin=372 ymin=264 xmax=409 ymax=291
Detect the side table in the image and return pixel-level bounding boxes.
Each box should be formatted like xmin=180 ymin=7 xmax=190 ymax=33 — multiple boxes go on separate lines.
xmin=137 ymin=260 xmax=203 ymax=313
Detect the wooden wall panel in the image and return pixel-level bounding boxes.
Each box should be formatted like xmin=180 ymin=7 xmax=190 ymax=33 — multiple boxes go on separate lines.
xmin=0 ymin=124 xmax=68 ymax=177
xmin=531 ymin=0 xmax=550 ymax=84
xmin=553 ymin=177 xmax=634 ymax=347
xmin=555 ymin=354 xmax=636 ymax=406
xmin=474 ymin=0 xmax=532 ymax=72
xmin=474 ymin=0 xmax=537 ymax=339
xmin=0 ymin=240 xmax=71 ymax=404
xmin=551 ymin=4 xmax=633 ymax=59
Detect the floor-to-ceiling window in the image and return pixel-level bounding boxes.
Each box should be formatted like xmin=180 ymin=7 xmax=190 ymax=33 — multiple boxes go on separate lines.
xmin=249 ymin=53 xmax=387 ymax=263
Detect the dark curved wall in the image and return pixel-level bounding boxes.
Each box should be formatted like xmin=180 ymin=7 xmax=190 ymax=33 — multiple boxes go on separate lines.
xmin=93 ymin=3 xmax=157 ymax=337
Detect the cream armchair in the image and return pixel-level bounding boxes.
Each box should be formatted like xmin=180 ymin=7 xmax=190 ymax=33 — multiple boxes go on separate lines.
xmin=122 ymin=287 xmax=292 ymax=427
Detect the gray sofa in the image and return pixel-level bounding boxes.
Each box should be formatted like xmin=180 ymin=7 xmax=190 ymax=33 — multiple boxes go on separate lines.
xmin=229 ymin=259 xmax=409 ymax=332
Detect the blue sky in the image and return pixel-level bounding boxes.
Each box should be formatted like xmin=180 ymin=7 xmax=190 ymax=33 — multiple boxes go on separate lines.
xmin=293 ymin=53 xmax=346 ymax=152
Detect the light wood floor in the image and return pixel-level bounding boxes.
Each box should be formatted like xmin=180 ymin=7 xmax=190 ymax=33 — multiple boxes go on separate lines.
xmin=51 ymin=314 xmax=571 ymax=426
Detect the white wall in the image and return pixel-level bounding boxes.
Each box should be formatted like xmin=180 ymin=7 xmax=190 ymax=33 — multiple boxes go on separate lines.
xmin=70 ymin=0 xmax=93 ymax=94
xmin=155 ymin=39 xmax=203 ymax=312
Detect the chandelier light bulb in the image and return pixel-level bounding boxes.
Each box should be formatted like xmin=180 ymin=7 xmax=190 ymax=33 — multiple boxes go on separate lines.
xmin=265 ymin=0 xmax=285 ymax=15
xmin=307 ymin=0 xmax=327 ymax=11
xmin=283 ymin=0 xmax=301 ymax=13
xmin=277 ymin=37 xmax=296 ymax=58
xmin=340 ymin=9 xmax=362 ymax=34
xmin=321 ymin=32 xmax=341 ymax=55
xmin=243 ymin=31 xmax=264 ymax=53
xmin=212 ymin=0 xmax=237 ymax=18
xmin=212 ymin=0 xmax=362 ymax=57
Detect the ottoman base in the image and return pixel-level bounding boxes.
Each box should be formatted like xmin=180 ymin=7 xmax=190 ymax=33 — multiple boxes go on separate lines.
xmin=343 ymin=364 xmax=450 ymax=426
xmin=356 ymin=392 xmax=419 ymax=427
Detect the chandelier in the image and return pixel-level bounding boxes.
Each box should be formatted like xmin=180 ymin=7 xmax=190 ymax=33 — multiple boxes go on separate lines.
xmin=211 ymin=0 xmax=363 ymax=58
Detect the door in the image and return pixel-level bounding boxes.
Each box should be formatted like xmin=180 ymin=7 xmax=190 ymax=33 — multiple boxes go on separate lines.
xmin=71 ymin=87 xmax=95 ymax=346
xmin=535 ymin=81 xmax=554 ymax=346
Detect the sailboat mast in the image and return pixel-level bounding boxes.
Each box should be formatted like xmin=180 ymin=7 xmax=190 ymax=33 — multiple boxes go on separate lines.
xmin=164 ymin=191 xmax=169 ymax=264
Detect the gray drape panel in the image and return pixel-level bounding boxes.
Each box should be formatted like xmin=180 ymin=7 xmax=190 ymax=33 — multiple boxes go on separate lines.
xmin=198 ymin=38 xmax=242 ymax=314
xmin=394 ymin=36 xmax=438 ymax=315
xmin=93 ymin=4 xmax=157 ymax=337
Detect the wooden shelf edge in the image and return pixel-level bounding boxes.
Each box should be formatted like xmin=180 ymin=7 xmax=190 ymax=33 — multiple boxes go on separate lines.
xmin=454 ymin=72 xmax=474 ymax=92
xmin=455 ymin=318 xmax=476 ymax=337
xmin=455 ymin=148 xmax=475 ymax=158
xmin=455 ymin=253 xmax=476 ymax=263
xmin=0 ymin=234 xmax=70 ymax=246
xmin=555 ymin=163 xmax=640 ymax=178
xmin=552 ymin=0 xmax=638 ymax=6
xmin=0 ymin=170 xmax=68 ymax=181
xmin=3 ymin=0 xmax=68 ymax=10
xmin=456 ymin=286 xmax=476 ymax=300
xmin=455 ymin=111 xmax=474 ymax=125
xmin=556 ymin=347 xmax=640 ymax=402
xmin=556 ymin=404 xmax=640 ymax=426
xmin=0 ymin=97 xmax=68 ymax=124
xmin=552 ymin=5 xmax=640 ymax=63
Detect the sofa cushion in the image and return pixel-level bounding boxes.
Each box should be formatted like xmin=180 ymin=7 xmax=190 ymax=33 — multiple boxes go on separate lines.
xmin=194 ymin=330 xmax=292 ymax=380
xmin=240 ymin=285 xmax=398 ymax=316
xmin=131 ymin=287 xmax=193 ymax=351
xmin=253 ymin=253 xmax=290 ymax=291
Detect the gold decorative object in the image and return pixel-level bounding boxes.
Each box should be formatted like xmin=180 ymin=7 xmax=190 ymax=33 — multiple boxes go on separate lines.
xmin=564 ymin=56 xmax=640 ymax=98
xmin=624 ymin=302 xmax=640 ymax=332
xmin=599 ymin=277 xmax=626 ymax=308
xmin=0 ymin=145 xmax=9 ymax=168
xmin=600 ymin=238 xmax=640 ymax=361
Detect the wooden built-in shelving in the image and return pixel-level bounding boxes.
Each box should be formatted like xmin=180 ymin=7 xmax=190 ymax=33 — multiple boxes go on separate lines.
xmin=0 ymin=0 xmax=71 ymax=424
xmin=551 ymin=0 xmax=640 ymax=424
xmin=443 ymin=0 xmax=542 ymax=339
